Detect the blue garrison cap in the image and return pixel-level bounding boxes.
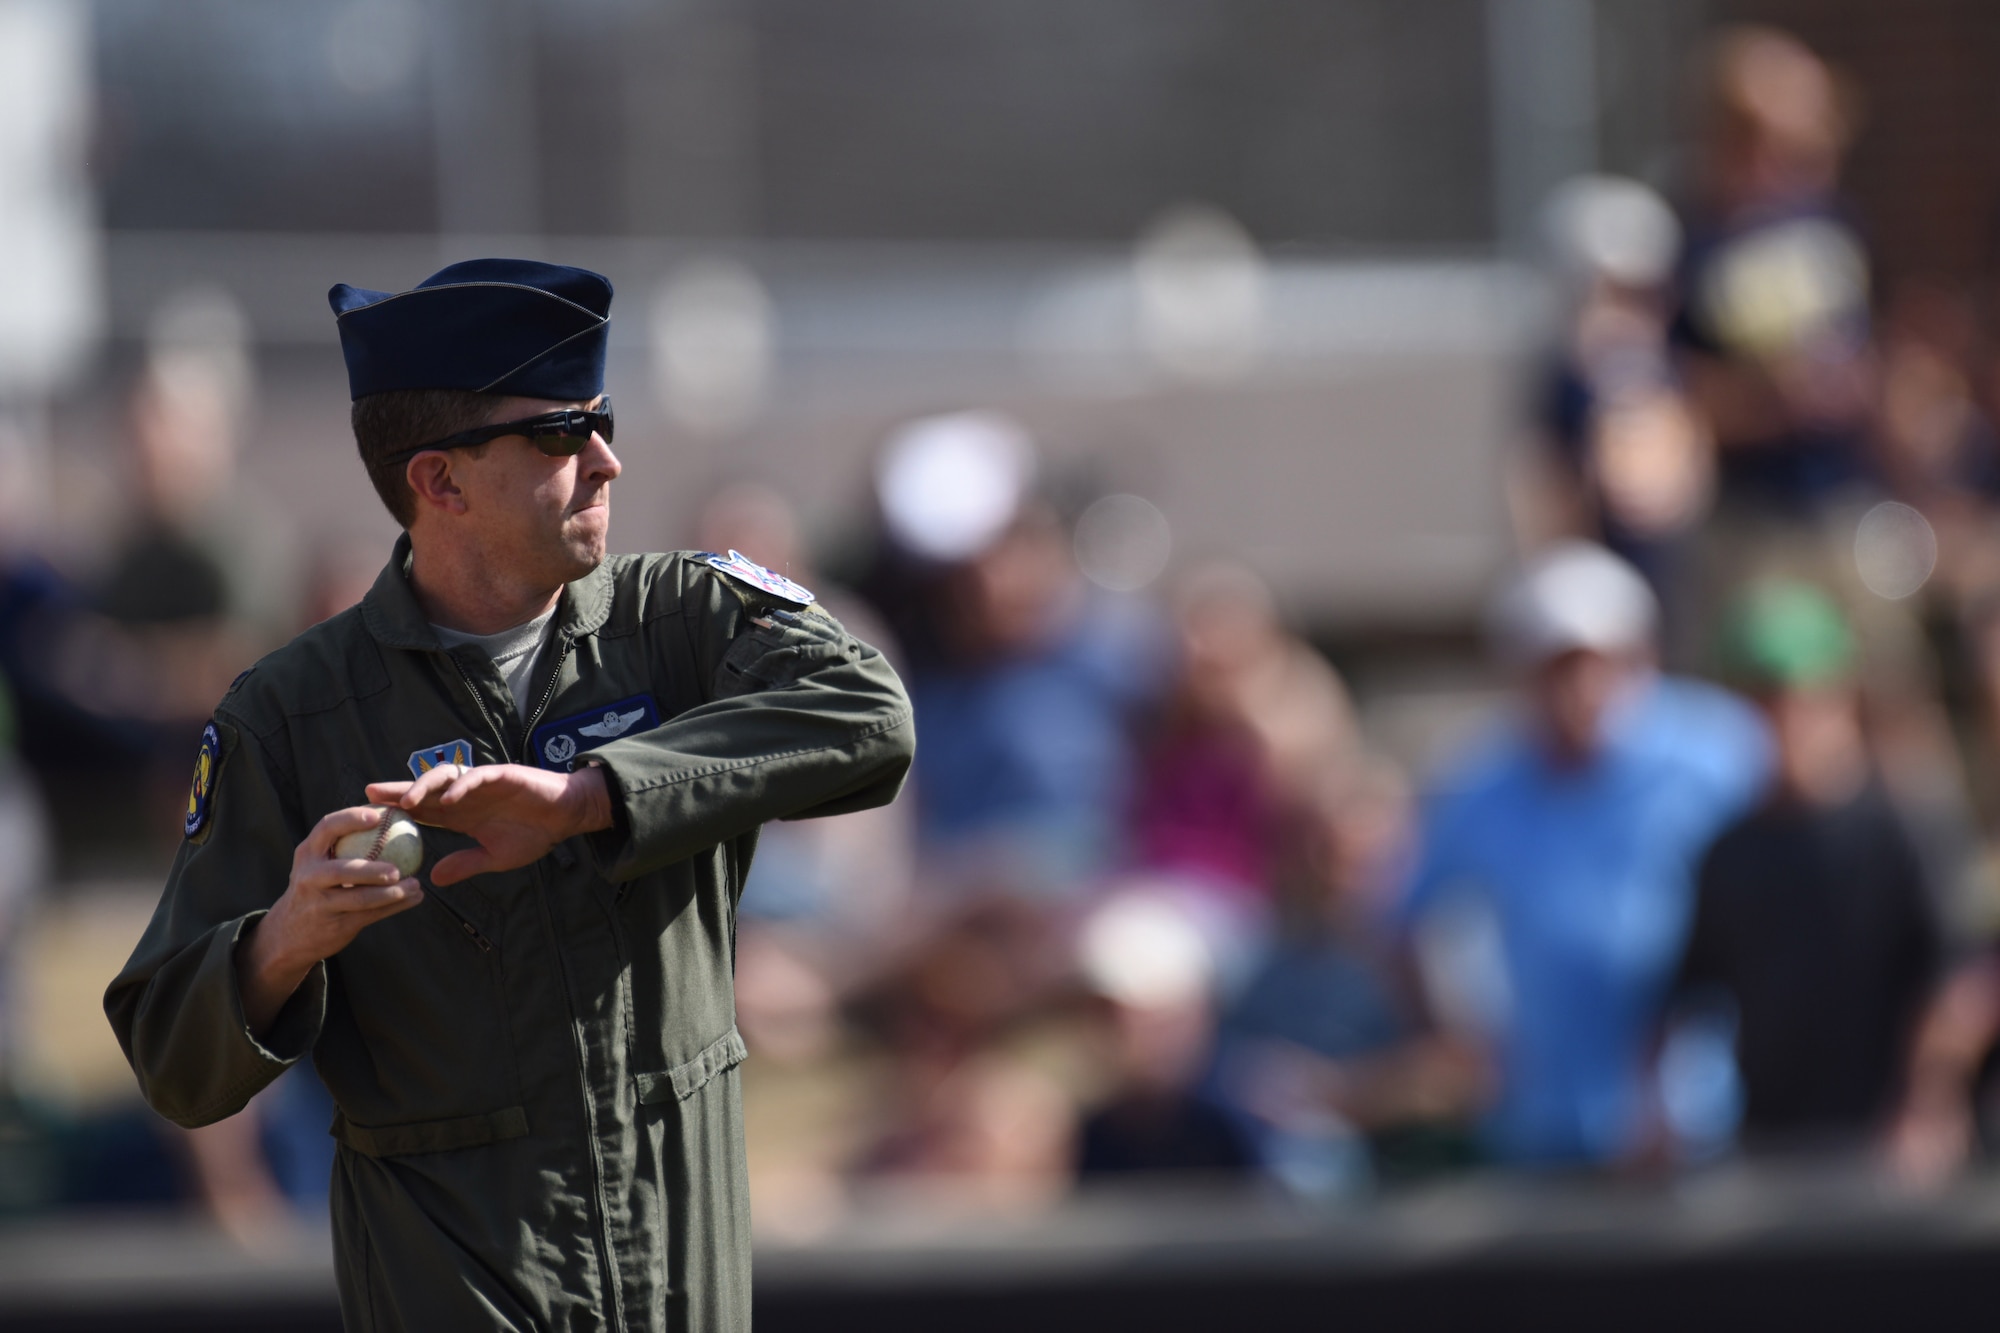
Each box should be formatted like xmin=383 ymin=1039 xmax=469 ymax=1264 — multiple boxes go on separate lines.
xmin=329 ymin=258 xmax=612 ymax=401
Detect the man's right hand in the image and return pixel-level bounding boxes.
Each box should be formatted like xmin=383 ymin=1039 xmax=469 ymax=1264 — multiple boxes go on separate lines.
xmin=237 ymin=806 xmax=425 ymax=1036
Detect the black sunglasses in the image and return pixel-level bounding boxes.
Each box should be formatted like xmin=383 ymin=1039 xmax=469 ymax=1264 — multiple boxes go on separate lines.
xmin=382 ymin=397 xmax=614 ymax=467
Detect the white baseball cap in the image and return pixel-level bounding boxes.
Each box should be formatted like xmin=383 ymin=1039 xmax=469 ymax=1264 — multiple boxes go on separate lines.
xmin=1542 ymin=175 xmax=1683 ymax=290
xmin=1488 ymin=540 xmax=1658 ymax=667
xmin=1077 ymin=893 xmax=1213 ymax=1009
xmin=875 ymin=410 xmax=1038 ymax=562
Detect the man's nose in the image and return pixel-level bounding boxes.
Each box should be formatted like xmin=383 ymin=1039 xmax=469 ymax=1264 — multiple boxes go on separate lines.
xmin=583 ymin=432 xmax=622 ymax=481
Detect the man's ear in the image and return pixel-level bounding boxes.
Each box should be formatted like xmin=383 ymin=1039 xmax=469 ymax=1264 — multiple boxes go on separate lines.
xmin=406 ymin=453 xmax=469 ymax=516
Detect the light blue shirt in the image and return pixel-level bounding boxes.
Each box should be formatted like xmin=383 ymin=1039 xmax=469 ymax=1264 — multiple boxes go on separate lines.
xmin=1398 ymin=675 xmax=1771 ymax=1166
xmin=909 ymin=598 xmax=1167 ymax=888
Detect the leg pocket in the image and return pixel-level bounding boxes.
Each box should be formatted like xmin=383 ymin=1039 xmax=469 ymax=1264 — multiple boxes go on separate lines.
xmin=635 ymin=1028 xmax=747 ymax=1106
xmin=637 ymin=1028 xmax=753 ymax=1329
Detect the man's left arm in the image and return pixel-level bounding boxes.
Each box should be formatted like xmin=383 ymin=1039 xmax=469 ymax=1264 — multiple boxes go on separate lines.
xmin=577 ymin=572 xmax=914 ymax=881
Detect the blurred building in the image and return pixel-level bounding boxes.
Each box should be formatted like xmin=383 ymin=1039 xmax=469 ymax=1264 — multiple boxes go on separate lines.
xmin=66 ymin=1 xmax=2000 ymax=646
xmin=68 ymin=0 xmax=1726 ymax=650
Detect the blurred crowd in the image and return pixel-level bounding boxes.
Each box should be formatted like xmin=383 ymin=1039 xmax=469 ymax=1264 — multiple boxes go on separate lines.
xmin=15 ymin=21 xmax=2000 ymax=1243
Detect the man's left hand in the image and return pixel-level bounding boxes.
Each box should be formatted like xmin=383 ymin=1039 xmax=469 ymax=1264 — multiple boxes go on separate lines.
xmin=366 ymin=763 xmax=614 ymax=886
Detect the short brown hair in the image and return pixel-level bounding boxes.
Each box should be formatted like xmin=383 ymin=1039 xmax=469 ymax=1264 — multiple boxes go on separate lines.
xmin=351 ymin=389 xmax=500 ymax=527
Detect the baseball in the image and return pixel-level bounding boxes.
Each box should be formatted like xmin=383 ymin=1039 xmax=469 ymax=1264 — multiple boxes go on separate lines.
xmin=332 ymin=805 xmax=426 ymax=879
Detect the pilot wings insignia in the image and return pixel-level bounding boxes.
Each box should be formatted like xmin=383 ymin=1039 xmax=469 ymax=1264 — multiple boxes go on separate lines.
xmin=579 ymin=707 xmax=647 ymax=739
xmin=529 ymin=693 xmax=662 ymax=772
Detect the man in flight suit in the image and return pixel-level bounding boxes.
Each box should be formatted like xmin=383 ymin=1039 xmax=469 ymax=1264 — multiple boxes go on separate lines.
xmin=105 ymin=259 xmax=916 ymax=1331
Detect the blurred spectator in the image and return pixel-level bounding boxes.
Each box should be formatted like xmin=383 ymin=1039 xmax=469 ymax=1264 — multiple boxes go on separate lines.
xmin=1212 ymin=762 xmax=1487 ymax=1198
xmin=0 ymin=678 xmax=51 ymax=988
xmin=90 ymin=290 xmax=293 ymax=655
xmin=1865 ymin=285 xmax=2000 ymax=863
xmin=179 ymin=1109 xmax=299 ymax=1251
xmin=852 ymin=898 xmax=1076 ymax=1208
xmin=1671 ymin=583 xmax=1944 ymax=1155
xmin=1873 ymin=283 xmax=2000 ymax=533
xmin=1674 ymin=26 xmax=1873 ymax=515
xmin=858 ymin=1049 xmax=1075 ymax=1212
xmin=167 ymin=1062 xmax=338 ymax=1252
xmin=1074 ymin=894 xmax=1251 ymax=1182
xmin=38 ymin=298 xmax=292 ymax=857
xmin=0 ymin=676 xmax=116 ymax=1221
xmin=1888 ymin=951 xmax=2000 ymax=1188
xmin=1131 ymin=561 xmax=1357 ymax=905
xmin=1397 ymin=542 xmax=1770 ymax=1168
xmin=1529 ymin=176 xmax=1713 ymax=619
xmin=0 ymin=674 xmax=54 ymax=1207
xmin=0 ymin=539 xmax=110 ymax=783
xmin=871 ymin=412 xmax=1169 ymax=895
xmin=298 ymin=538 xmax=387 ymax=630
xmin=257 ymin=1062 xmax=338 ymax=1207
xmin=695 ymin=481 xmax=817 ymax=607
xmin=1955 ymin=595 xmax=2000 ymax=842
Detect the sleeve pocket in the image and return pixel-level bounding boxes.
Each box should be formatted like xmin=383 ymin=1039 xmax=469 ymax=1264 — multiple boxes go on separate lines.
xmin=713 ymin=613 xmax=853 ymax=699
xmin=635 ymin=1028 xmax=748 ymax=1106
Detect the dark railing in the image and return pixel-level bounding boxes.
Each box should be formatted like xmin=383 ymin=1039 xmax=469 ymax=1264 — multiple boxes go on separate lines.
xmin=10 ymin=1166 xmax=2000 ymax=1331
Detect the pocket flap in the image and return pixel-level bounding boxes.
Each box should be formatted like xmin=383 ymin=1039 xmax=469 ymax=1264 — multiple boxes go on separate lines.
xmin=714 ymin=612 xmax=850 ymax=698
xmin=635 ymin=1028 xmax=747 ymax=1106
xmin=330 ymin=1106 xmax=529 ymax=1158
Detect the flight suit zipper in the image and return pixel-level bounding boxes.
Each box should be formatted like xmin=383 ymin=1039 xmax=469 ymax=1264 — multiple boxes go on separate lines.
xmin=447 ymin=638 xmax=626 ymax=1330
xmin=444 ymin=634 xmax=573 ymax=762
xmin=522 ymin=635 xmax=574 ymax=753
xmin=446 ymin=910 xmax=495 ymax=953
xmin=448 ymin=652 xmax=512 ymax=762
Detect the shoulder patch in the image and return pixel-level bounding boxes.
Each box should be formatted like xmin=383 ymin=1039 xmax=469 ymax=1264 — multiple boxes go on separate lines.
xmin=696 ymin=549 xmax=815 ymax=606
xmin=185 ymin=722 xmax=223 ymax=838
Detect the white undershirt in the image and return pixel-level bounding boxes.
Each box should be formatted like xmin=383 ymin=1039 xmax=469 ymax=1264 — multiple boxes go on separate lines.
xmin=431 ymin=606 xmax=557 ymax=720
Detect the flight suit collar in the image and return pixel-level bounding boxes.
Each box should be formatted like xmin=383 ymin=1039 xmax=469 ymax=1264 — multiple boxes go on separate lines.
xmin=361 ymin=531 xmax=616 ymax=650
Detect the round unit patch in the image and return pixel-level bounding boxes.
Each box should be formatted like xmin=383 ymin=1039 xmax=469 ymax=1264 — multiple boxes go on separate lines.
xmin=185 ymin=722 xmax=222 ymax=838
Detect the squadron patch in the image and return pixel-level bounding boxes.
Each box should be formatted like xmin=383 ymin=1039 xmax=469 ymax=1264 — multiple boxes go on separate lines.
xmin=697 ymin=550 xmax=815 ymax=606
xmin=531 ymin=694 xmax=660 ymax=771
xmin=185 ymin=722 xmax=222 ymax=838
xmin=408 ymin=738 xmax=477 ymax=779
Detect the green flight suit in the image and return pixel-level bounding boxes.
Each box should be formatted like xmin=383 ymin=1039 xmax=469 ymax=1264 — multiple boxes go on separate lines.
xmin=104 ymin=534 xmax=915 ymax=1331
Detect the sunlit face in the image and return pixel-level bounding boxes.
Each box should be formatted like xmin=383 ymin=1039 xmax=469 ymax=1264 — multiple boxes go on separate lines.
xmin=413 ymin=394 xmax=621 ymax=585
xmin=1764 ymin=684 xmax=1866 ymax=806
xmin=943 ymin=510 xmax=1076 ymax=661
xmin=1529 ymin=647 xmax=1642 ymax=766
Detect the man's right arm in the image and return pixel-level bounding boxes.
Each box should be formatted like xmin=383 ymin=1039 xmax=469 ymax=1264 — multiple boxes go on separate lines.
xmin=237 ymin=804 xmax=425 ymax=1033
xmin=103 ymin=718 xmax=419 ymax=1127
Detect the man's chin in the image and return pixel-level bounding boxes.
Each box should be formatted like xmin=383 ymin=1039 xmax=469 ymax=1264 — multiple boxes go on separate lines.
xmin=560 ymin=510 xmax=610 ymax=572
xmin=558 ymin=541 xmax=608 ymax=581
xmin=551 ymin=531 xmax=609 ymax=582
